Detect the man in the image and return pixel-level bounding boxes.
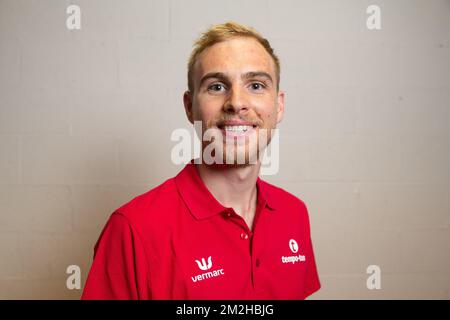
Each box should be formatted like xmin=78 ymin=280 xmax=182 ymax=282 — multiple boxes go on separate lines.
xmin=82 ymin=22 xmax=320 ymax=300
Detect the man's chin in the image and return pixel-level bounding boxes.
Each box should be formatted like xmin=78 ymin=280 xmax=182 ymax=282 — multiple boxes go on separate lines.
xmin=201 ymin=150 xmax=261 ymax=166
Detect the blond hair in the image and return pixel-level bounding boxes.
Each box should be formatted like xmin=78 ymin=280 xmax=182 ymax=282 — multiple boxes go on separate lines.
xmin=187 ymin=21 xmax=280 ymax=92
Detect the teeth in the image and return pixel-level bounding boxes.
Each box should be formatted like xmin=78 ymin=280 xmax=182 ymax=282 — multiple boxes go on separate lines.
xmin=223 ymin=125 xmax=253 ymax=133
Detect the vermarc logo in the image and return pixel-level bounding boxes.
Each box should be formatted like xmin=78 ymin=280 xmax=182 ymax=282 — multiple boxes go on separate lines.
xmin=191 ymin=256 xmax=225 ymax=283
xmin=195 ymin=256 xmax=212 ymax=271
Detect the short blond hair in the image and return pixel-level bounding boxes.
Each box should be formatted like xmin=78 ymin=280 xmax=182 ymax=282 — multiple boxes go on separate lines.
xmin=187 ymin=21 xmax=280 ymax=92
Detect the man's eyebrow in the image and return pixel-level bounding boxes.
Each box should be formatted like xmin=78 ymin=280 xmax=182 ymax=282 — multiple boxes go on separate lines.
xmin=242 ymin=71 xmax=273 ymax=83
xmin=199 ymin=72 xmax=229 ymax=87
xmin=199 ymin=71 xmax=274 ymax=88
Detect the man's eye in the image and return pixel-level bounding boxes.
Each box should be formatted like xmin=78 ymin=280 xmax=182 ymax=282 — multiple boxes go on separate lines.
xmin=208 ymin=83 xmax=226 ymax=92
xmin=250 ymin=82 xmax=265 ymax=90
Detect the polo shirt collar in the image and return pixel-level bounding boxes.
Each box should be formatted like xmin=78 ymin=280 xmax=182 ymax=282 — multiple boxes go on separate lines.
xmin=174 ymin=162 xmax=276 ymax=220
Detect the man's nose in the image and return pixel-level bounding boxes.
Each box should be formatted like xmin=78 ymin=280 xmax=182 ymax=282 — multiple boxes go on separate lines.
xmin=223 ymin=87 xmax=248 ymax=113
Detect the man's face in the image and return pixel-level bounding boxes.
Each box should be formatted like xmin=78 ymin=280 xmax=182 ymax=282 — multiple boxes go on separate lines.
xmin=184 ymin=37 xmax=285 ymax=165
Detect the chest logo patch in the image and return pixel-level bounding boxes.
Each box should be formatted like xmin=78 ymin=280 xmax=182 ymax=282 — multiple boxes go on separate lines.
xmin=289 ymin=239 xmax=299 ymax=253
xmin=192 ymin=256 xmax=225 ymax=283
xmin=195 ymin=256 xmax=212 ymax=271
xmin=282 ymin=239 xmax=306 ymax=264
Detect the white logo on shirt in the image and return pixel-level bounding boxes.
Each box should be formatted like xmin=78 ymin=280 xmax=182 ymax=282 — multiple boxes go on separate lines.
xmin=289 ymin=239 xmax=299 ymax=253
xmin=282 ymin=239 xmax=305 ymax=264
xmin=195 ymin=256 xmax=212 ymax=271
xmin=192 ymin=256 xmax=225 ymax=283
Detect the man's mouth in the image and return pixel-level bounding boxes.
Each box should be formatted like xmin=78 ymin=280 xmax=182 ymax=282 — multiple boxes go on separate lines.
xmin=222 ymin=125 xmax=254 ymax=133
xmin=217 ymin=122 xmax=258 ymax=137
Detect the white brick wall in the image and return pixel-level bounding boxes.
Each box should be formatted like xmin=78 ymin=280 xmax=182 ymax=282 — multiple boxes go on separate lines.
xmin=0 ymin=0 xmax=449 ymax=299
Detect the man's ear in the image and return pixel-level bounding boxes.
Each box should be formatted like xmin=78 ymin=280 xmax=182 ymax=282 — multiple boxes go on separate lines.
xmin=183 ymin=91 xmax=194 ymax=124
xmin=276 ymin=90 xmax=285 ymax=124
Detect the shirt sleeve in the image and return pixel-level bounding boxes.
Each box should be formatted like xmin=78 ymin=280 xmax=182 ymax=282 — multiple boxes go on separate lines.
xmin=303 ymin=234 xmax=321 ymax=299
xmin=81 ymin=212 xmax=151 ymax=300
xmin=300 ymin=201 xmax=321 ymax=299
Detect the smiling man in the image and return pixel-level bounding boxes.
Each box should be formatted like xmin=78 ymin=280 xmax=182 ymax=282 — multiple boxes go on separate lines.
xmin=82 ymin=22 xmax=320 ymax=300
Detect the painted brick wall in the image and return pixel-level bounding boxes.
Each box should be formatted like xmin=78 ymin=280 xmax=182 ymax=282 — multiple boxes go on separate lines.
xmin=0 ymin=0 xmax=449 ymax=299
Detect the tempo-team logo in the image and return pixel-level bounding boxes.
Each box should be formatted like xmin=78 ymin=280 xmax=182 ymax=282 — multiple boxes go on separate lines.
xmin=191 ymin=256 xmax=225 ymax=283
xmin=282 ymin=239 xmax=306 ymax=264
xmin=289 ymin=239 xmax=299 ymax=253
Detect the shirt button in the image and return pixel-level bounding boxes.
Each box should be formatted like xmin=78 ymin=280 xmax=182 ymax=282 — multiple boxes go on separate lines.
xmin=256 ymin=259 xmax=261 ymax=267
xmin=240 ymin=232 xmax=249 ymax=240
xmin=226 ymin=212 xmax=232 ymax=218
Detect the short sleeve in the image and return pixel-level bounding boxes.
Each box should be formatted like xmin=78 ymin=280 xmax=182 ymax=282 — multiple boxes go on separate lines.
xmin=300 ymin=200 xmax=321 ymax=299
xmin=81 ymin=212 xmax=151 ymax=300
xmin=303 ymin=234 xmax=321 ymax=299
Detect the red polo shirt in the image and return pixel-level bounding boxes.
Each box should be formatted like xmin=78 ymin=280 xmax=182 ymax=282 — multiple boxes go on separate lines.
xmin=81 ymin=163 xmax=320 ymax=300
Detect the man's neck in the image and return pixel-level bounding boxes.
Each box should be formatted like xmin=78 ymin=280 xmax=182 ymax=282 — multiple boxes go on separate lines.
xmin=195 ymin=161 xmax=261 ymax=230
